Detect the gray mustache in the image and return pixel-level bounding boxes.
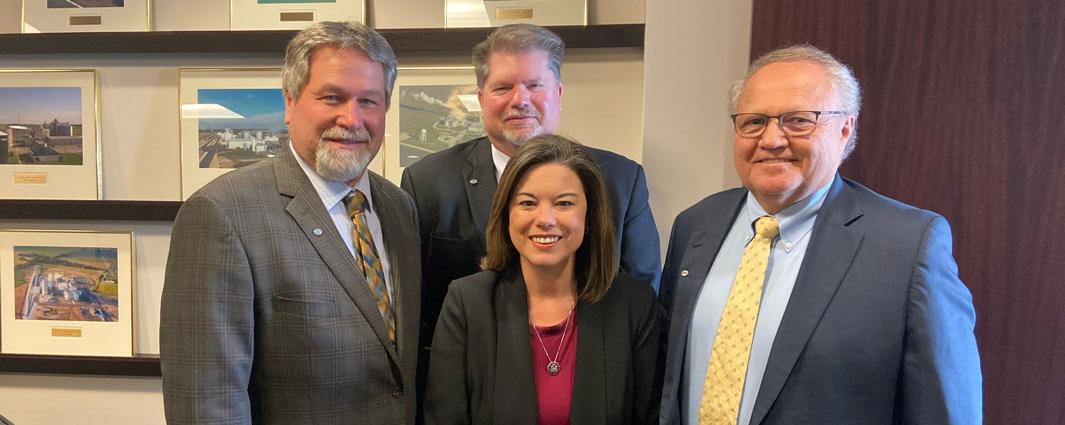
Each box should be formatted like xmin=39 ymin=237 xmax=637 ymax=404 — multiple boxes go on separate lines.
xmin=321 ymin=127 xmax=370 ymax=142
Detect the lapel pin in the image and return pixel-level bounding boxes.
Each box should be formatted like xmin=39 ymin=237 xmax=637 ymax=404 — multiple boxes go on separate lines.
xmin=312 ymin=228 xmax=324 ymax=236
xmin=469 ymin=178 xmax=479 ymax=185
xmin=680 ymin=269 xmax=689 ymax=277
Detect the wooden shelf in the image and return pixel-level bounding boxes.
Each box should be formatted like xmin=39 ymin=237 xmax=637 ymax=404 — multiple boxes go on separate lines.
xmin=0 ymin=200 xmax=182 ymax=221
xmin=0 ymin=24 xmax=644 ymax=55
xmin=0 ymin=353 xmax=160 ymax=377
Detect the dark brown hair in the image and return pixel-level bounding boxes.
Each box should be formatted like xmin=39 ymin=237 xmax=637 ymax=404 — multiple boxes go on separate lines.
xmin=481 ymin=134 xmax=617 ymax=303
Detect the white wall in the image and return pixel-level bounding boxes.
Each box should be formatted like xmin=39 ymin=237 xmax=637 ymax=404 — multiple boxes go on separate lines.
xmin=642 ymin=0 xmax=753 ymax=253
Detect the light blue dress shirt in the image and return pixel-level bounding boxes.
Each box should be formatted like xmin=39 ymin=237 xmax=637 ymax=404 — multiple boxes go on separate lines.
xmin=684 ymin=182 xmax=831 ymax=425
xmin=289 ymin=144 xmax=394 ymax=299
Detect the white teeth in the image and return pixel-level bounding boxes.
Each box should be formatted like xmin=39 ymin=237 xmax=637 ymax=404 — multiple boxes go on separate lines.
xmin=531 ymin=236 xmax=561 ymax=244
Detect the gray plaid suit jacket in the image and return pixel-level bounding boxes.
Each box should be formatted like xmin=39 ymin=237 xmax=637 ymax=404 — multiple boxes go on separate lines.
xmin=160 ymin=150 xmax=421 ymax=425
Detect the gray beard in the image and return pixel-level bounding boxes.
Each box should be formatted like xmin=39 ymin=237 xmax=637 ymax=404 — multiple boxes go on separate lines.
xmin=313 ymin=127 xmax=373 ymax=182
xmin=500 ymin=124 xmax=543 ymax=147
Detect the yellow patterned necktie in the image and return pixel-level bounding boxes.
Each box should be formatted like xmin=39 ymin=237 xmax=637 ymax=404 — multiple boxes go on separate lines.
xmin=347 ymin=190 xmax=395 ymax=342
xmin=699 ymin=215 xmax=780 ymax=425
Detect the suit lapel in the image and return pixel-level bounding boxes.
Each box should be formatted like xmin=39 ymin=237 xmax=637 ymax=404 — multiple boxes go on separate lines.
xmin=570 ymin=298 xmax=606 ymax=423
xmin=463 ymin=138 xmax=499 ymax=245
xmin=665 ymin=191 xmax=747 ymax=382
xmin=275 ymin=153 xmax=399 ymax=365
xmin=493 ymin=271 xmax=540 ymax=425
xmin=750 ymin=176 xmax=864 ymax=425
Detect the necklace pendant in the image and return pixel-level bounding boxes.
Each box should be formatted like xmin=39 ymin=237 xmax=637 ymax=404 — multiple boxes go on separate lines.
xmin=547 ymin=361 xmax=561 ymax=376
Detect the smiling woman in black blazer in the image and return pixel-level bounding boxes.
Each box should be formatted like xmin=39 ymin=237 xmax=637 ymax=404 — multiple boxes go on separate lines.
xmin=424 ymin=134 xmax=662 ymax=425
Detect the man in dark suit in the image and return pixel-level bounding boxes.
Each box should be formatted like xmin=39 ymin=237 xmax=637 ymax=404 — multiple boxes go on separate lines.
xmin=160 ymin=22 xmax=420 ymax=424
xmin=401 ymin=24 xmax=661 ymax=366
xmin=658 ymin=45 xmax=982 ymax=424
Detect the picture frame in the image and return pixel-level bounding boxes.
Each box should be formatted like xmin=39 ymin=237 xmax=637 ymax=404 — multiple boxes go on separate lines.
xmin=179 ymin=68 xmax=384 ymax=199
xmin=381 ymin=66 xmax=484 ymax=185
xmin=446 ymin=0 xmax=587 ymax=28
xmin=22 ymin=0 xmax=151 ymax=33
xmin=0 ymin=229 xmax=134 ymax=357
xmin=179 ymin=68 xmax=287 ymax=200
xmin=0 ymin=70 xmax=101 ymax=200
xmin=230 ymin=0 xmax=365 ymax=31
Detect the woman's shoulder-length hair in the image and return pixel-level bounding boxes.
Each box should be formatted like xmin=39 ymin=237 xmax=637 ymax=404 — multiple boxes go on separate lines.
xmin=480 ymin=134 xmax=618 ymax=303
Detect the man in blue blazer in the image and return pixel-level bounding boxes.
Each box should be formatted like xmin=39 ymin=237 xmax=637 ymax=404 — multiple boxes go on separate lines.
xmin=658 ymin=45 xmax=982 ymax=424
xmin=401 ymin=24 xmax=661 ymax=391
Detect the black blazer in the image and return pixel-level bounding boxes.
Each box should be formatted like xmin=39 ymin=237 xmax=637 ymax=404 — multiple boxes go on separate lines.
xmin=401 ymin=137 xmax=662 ymax=349
xmin=424 ymin=269 xmax=662 ymax=425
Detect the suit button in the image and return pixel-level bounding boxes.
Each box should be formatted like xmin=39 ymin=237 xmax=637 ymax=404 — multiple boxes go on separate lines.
xmin=391 ymin=387 xmax=403 ymax=398
xmin=680 ymin=269 xmax=689 ymax=277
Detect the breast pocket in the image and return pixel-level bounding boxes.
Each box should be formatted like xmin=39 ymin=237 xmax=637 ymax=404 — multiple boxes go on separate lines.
xmin=272 ymin=295 xmax=340 ymax=318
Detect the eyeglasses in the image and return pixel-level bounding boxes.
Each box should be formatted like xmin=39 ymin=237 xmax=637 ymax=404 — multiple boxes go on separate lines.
xmin=730 ymin=110 xmax=849 ymax=138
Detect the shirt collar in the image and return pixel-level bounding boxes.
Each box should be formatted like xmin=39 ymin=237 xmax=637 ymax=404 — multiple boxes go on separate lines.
xmin=490 ymin=142 xmax=510 ymax=182
xmin=742 ymin=180 xmax=832 ymax=249
xmin=288 ymin=142 xmax=374 ymax=212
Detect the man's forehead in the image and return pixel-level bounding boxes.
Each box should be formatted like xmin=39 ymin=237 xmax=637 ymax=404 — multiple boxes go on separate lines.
xmin=486 ymin=50 xmax=554 ymax=74
xmin=739 ymin=61 xmax=836 ymax=109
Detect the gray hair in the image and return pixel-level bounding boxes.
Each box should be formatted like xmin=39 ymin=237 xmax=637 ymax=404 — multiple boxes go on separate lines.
xmin=472 ymin=24 xmax=564 ymax=88
xmin=282 ymin=21 xmax=398 ymax=106
xmin=730 ymin=44 xmax=862 ymax=158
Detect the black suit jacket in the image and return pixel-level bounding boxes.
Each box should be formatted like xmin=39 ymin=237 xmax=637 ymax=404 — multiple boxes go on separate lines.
xmin=424 ymin=269 xmax=662 ymax=424
xmin=401 ymin=137 xmax=662 ymax=347
xmin=658 ymin=176 xmax=982 ymax=424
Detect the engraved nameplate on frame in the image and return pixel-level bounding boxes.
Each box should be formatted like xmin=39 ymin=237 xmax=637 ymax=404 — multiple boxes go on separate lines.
xmin=13 ymin=173 xmax=47 ymax=184
xmin=280 ymin=12 xmax=315 ymax=22
xmin=496 ymin=8 xmax=534 ymax=20
xmin=69 ymin=16 xmax=103 ymax=26
xmin=52 ymin=328 xmax=83 ymax=338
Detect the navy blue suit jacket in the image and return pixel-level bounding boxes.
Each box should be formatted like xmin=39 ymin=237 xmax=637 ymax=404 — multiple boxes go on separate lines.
xmin=658 ymin=176 xmax=982 ymax=424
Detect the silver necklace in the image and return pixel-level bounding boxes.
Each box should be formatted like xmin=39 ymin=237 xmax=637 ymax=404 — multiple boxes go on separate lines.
xmin=530 ymin=308 xmax=574 ymax=376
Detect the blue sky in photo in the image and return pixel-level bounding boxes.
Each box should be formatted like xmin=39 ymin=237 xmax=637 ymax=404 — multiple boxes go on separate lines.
xmin=0 ymin=87 xmax=82 ymax=124
xmin=197 ymin=88 xmax=287 ymax=131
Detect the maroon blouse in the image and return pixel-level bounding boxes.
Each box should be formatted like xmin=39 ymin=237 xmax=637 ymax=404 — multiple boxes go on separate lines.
xmin=529 ymin=313 xmax=579 ymax=425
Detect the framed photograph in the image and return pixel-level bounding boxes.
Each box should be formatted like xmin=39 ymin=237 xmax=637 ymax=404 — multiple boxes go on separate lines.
xmin=0 ymin=230 xmax=134 ymax=357
xmin=179 ymin=68 xmax=288 ymax=199
xmin=179 ymin=68 xmax=384 ymax=198
xmin=446 ymin=0 xmax=586 ymax=28
xmin=22 ymin=0 xmax=151 ymax=33
xmin=230 ymin=0 xmax=365 ymax=31
xmin=0 ymin=70 xmax=100 ymax=200
xmin=381 ymin=66 xmax=484 ymax=184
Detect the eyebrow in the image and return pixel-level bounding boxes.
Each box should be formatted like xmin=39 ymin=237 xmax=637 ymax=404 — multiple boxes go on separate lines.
xmin=515 ymin=191 xmax=579 ymax=198
xmin=313 ymin=83 xmax=385 ymax=97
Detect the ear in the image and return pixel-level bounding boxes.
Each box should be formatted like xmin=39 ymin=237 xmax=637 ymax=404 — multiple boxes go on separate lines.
xmin=839 ymin=114 xmax=856 ymax=145
xmin=477 ymin=87 xmax=486 ymax=110
xmin=283 ymin=88 xmax=295 ymax=125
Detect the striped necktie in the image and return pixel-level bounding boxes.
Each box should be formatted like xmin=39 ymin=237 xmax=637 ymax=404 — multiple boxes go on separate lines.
xmin=699 ymin=215 xmax=780 ymax=424
xmin=347 ymin=190 xmax=394 ymax=342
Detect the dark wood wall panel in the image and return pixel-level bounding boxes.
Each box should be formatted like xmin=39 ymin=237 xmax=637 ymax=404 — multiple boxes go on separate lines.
xmin=751 ymin=1 xmax=1065 ymax=423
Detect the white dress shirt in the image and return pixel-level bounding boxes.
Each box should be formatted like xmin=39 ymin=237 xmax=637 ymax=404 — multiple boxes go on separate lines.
xmin=289 ymin=144 xmax=394 ymax=299
xmin=490 ymin=142 xmax=510 ymax=182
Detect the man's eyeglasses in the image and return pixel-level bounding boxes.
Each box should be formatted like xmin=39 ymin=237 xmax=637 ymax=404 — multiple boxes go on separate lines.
xmin=730 ymin=111 xmax=849 ymax=138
